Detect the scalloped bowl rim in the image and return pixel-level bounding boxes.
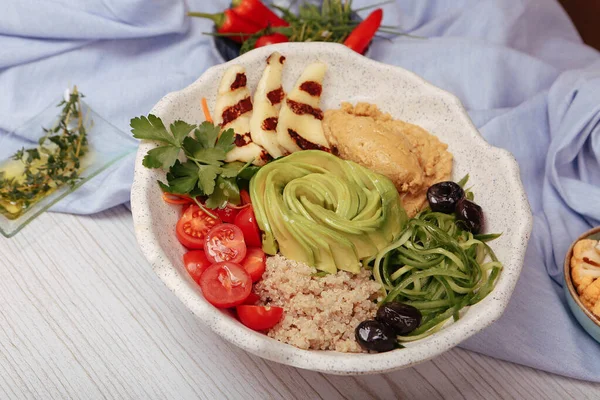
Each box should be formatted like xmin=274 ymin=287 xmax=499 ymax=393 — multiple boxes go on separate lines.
xmin=131 ymin=42 xmax=533 ymax=375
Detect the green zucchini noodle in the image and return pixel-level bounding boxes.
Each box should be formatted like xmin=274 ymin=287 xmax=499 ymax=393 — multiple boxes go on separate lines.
xmin=369 ymin=208 xmax=503 ymax=341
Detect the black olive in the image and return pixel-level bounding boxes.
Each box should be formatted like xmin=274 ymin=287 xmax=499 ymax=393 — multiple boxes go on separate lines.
xmin=427 ymin=181 xmax=465 ymax=214
xmin=355 ymin=320 xmax=396 ymax=353
xmin=376 ymin=302 xmax=422 ymax=335
xmin=455 ymin=198 xmax=484 ymax=234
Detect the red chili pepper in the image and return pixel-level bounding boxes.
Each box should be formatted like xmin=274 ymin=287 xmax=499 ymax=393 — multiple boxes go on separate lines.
xmin=255 ymin=33 xmax=289 ymax=48
xmin=232 ymin=0 xmax=289 ymax=29
xmin=188 ymin=9 xmax=261 ymax=43
xmin=343 ymin=8 xmax=383 ymax=54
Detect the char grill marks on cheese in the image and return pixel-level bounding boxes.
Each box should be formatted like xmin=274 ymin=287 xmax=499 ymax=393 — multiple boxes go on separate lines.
xmin=250 ymin=52 xmax=287 ymax=158
xmin=286 ymin=99 xmax=324 ymax=120
xmin=214 ymin=65 xmax=268 ymax=165
xmin=277 ymin=62 xmax=331 ymax=154
xmin=287 ymin=129 xmax=329 ymax=151
xmin=267 ymin=88 xmax=285 ymax=105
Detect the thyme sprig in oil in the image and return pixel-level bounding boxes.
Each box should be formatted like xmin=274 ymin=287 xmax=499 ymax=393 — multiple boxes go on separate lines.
xmin=0 ymin=86 xmax=89 ymax=219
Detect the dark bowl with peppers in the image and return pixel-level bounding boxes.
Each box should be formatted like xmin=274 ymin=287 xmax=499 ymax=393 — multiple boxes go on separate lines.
xmin=193 ymin=0 xmax=382 ymax=63
xmin=211 ymin=11 xmax=371 ymax=62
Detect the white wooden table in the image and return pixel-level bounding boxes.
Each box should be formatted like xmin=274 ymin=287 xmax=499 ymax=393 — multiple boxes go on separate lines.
xmin=1 ymin=206 xmax=599 ymax=399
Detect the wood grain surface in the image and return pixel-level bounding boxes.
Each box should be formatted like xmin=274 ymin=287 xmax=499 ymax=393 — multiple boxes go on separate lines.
xmin=0 ymin=206 xmax=599 ymax=399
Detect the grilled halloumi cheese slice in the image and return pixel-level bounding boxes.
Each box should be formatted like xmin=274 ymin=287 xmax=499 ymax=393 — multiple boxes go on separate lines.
xmin=250 ymin=52 xmax=286 ymax=158
xmin=214 ymin=65 xmax=269 ymax=165
xmin=277 ymin=62 xmax=330 ymax=154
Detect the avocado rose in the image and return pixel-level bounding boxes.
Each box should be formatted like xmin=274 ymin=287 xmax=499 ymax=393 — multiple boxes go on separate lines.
xmin=250 ymin=150 xmax=407 ymax=274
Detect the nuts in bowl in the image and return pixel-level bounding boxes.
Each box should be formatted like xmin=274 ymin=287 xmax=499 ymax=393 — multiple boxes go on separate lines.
xmin=564 ymin=227 xmax=600 ymax=343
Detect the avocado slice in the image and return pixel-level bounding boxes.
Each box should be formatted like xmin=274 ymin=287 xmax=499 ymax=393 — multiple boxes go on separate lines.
xmin=250 ymin=150 xmax=406 ymax=274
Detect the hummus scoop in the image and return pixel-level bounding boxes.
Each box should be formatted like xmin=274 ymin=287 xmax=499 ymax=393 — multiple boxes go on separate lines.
xmin=322 ymin=102 xmax=453 ymax=217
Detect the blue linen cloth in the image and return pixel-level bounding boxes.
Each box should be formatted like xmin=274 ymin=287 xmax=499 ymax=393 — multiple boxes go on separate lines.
xmin=1 ymin=0 xmax=599 ymax=381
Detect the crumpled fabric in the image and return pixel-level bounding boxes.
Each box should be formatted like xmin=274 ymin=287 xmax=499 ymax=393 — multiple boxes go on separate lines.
xmin=1 ymin=0 xmax=599 ymax=381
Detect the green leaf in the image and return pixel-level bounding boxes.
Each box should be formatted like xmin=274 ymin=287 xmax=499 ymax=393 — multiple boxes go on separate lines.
xmin=158 ymin=180 xmax=174 ymax=193
xmin=25 ymin=149 xmax=40 ymax=163
xmin=181 ymin=136 xmax=203 ymax=159
xmin=188 ymin=186 xmax=205 ymax=198
xmin=142 ymin=146 xmax=180 ymax=169
xmin=191 ymin=148 xmax=226 ymax=166
xmin=170 ymin=120 xmax=196 ymax=146
xmin=162 ymin=176 xmax=197 ymax=194
xmin=131 ymin=114 xmax=174 ymax=144
xmin=220 ymin=161 xmax=244 ymax=178
xmin=195 ymin=121 xmax=221 ymax=148
xmin=205 ymin=176 xmax=240 ymax=209
xmin=159 ymin=160 xmax=198 ymax=194
xmin=215 ymin=128 xmax=236 ymax=153
xmin=182 ymin=136 xmax=225 ymax=166
xmin=49 ymin=135 xmax=67 ymax=149
xmin=457 ymin=174 xmax=469 ymax=188
xmin=12 ymin=148 xmax=25 ymax=161
xmin=197 ymin=165 xmax=220 ymax=196
xmin=237 ymin=164 xmax=260 ymax=181
xmin=219 ymin=160 xmax=259 ymax=179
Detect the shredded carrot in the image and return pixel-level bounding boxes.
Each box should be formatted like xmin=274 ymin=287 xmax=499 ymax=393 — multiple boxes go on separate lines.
xmin=201 ymin=97 xmax=213 ymax=123
xmin=162 ymin=192 xmax=193 ymax=205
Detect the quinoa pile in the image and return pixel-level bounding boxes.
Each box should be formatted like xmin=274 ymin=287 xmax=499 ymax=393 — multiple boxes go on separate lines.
xmin=254 ymin=255 xmax=381 ymax=352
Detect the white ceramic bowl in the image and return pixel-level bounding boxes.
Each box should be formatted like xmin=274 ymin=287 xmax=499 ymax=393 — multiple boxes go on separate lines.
xmin=131 ymin=42 xmax=533 ymax=375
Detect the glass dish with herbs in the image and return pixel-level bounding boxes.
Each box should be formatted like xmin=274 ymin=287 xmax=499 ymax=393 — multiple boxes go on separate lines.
xmin=0 ymin=87 xmax=135 ymax=237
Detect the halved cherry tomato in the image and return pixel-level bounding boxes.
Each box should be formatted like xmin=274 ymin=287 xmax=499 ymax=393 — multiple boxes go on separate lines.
xmin=236 ymin=305 xmax=284 ymax=331
xmin=200 ymin=262 xmax=252 ymax=308
xmin=183 ymin=250 xmax=212 ymax=283
xmin=176 ymin=205 xmax=222 ymax=249
xmin=242 ymin=247 xmax=266 ymax=282
xmin=182 ymin=202 xmax=193 ymax=214
xmin=240 ymin=189 xmax=251 ymax=205
xmin=204 ymin=223 xmax=247 ymax=264
xmin=235 ymin=205 xmax=262 ymax=248
xmin=213 ymin=205 xmax=239 ymax=223
xmin=243 ymin=292 xmax=260 ymax=305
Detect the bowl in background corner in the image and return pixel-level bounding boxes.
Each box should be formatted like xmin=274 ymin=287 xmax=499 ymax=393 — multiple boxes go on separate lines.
xmin=563 ymin=226 xmax=600 ymax=343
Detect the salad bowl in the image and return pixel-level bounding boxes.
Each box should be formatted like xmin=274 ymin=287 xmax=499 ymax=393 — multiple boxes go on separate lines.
xmin=131 ymin=42 xmax=532 ymax=375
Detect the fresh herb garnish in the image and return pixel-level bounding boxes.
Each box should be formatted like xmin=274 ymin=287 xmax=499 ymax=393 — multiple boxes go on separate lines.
xmin=0 ymin=86 xmax=88 ymax=220
xmin=131 ymin=115 xmax=258 ymax=208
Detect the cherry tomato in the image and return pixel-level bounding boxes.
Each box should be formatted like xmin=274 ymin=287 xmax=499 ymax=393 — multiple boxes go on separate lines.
xmin=176 ymin=205 xmax=222 ymax=249
xmin=183 ymin=250 xmax=212 ymax=283
xmin=242 ymin=248 xmax=266 ymax=282
xmin=204 ymin=223 xmax=247 ymax=264
xmin=240 ymin=189 xmax=251 ymax=205
xmin=235 ymin=205 xmax=262 ymax=248
xmin=243 ymin=292 xmax=260 ymax=305
xmin=199 ymin=262 xmax=252 ymax=308
xmin=236 ymin=305 xmax=284 ymax=331
xmin=213 ymin=205 xmax=239 ymax=223
xmin=255 ymin=33 xmax=289 ymax=49
xmin=182 ymin=202 xmax=193 ymax=214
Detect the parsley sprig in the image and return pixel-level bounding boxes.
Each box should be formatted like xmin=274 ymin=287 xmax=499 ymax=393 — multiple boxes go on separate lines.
xmin=131 ymin=115 xmax=258 ymax=208
xmin=0 ymin=86 xmax=88 ymax=220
